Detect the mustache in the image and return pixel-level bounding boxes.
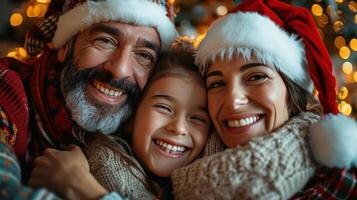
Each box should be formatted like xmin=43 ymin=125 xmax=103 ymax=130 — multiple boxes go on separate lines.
xmin=90 ymin=68 xmax=139 ymax=95
xmin=61 ymin=59 xmax=141 ymax=100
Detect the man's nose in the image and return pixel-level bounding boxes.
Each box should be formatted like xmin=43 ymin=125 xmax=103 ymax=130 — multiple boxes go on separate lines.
xmin=104 ymin=47 xmax=133 ymax=79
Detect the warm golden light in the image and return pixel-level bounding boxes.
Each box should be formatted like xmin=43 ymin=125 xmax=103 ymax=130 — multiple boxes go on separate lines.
xmin=342 ymin=61 xmax=353 ymax=74
xmin=216 ymin=5 xmax=228 ymax=16
xmin=338 ymin=86 xmax=349 ymax=99
xmin=333 ymin=20 xmax=344 ymax=33
xmin=10 ymin=13 xmax=23 ymax=27
xmin=335 ymin=0 xmax=344 ymax=3
xmin=194 ymin=32 xmax=207 ymax=48
xmin=334 ymin=36 xmax=346 ymax=49
xmin=32 ymin=5 xmax=41 ymax=17
xmin=349 ymin=1 xmax=357 ymax=12
xmin=312 ymin=4 xmax=323 ymax=16
xmin=339 ymin=46 xmax=351 ymax=59
xmin=350 ymin=38 xmax=357 ymax=51
xmin=17 ymin=48 xmax=27 ymax=58
xmin=354 ymin=71 xmax=357 ymax=82
xmin=37 ymin=0 xmax=51 ymax=3
xmin=27 ymin=6 xmax=35 ymax=18
xmin=7 ymin=51 xmax=16 ymax=58
xmin=341 ymin=103 xmax=352 ymax=116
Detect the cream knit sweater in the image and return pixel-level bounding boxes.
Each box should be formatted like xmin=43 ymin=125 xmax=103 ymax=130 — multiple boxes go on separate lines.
xmin=171 ymin=112 xmax=320 ymax=200
xmin=84 ymin=141 xmax=156 ymax=200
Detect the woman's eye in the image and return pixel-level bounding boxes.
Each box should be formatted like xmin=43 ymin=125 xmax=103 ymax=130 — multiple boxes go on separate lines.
xmin=247 ymin=74 xmax=268 ymax=81
xmin=207 ymin=81 xmax=225 ymax=90
xmin=154 ymin=104 xmax=172 ymax=114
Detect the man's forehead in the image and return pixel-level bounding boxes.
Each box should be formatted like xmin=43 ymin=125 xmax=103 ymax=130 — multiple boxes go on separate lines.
xmin=87 ymin=22 xmax=160 ymax=50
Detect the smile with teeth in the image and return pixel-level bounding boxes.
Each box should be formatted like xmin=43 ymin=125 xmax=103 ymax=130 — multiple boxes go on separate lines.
xmin=227 ymin=115 xmax=260 ymax=128
xmin=154 ymin=139 xmax=188 ymax=155
xmin=93 ymin=82 xmax=123 ymax=98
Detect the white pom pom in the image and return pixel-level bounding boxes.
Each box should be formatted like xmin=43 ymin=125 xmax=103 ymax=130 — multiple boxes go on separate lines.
xmin=309 ymin=114 xmax=357 ymax=169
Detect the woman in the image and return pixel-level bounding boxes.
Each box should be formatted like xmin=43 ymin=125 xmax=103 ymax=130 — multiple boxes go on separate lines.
xmin=171 ymin=0 xmax=357 ymax=199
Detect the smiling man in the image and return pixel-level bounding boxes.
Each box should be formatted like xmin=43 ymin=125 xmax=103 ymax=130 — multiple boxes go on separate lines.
xmin=0 ymin=0 xmax=177 ymax=182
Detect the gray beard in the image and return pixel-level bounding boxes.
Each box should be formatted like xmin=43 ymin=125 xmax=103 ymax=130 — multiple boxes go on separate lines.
xmin=64 ymin=84 xmax=130 ymax=134
xmin=60 ymin=53 xmax=140 ymax=135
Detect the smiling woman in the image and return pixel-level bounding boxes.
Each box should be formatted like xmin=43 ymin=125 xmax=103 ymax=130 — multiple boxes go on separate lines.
xmin=171 ymin=0 xmax=357 ymax=199
xmin=206 ymin=56 xmax=290 ymax=147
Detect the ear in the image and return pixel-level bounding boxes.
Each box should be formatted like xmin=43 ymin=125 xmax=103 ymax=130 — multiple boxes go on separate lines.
xmin=57 ymin=44 xmax=69 ymax=62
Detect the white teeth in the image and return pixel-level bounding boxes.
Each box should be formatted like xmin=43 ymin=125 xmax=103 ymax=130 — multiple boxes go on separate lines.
xmin=154 ymin=139 xmax=187 ymax=154
xmin=94 ymin=82 xmax=123 ymax=97
xmin=227 ymin=116 xmax=259 ymax=128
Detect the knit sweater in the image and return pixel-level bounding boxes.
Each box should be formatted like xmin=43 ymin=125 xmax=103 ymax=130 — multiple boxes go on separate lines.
xmin=171 ymin=112 xmax=320 ymax=200
xmin=84 ymin=140 xmax=156 ymax=200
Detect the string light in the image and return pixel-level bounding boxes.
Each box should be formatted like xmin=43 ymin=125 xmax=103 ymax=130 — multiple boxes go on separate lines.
xmin=338 ymin=86 xmax=348 ymax=99
xmin=342 ymin=61 xmax=353 ymax=74
xmin=334 ymin=36 xmax=346 ymax=49
xmin=333 ymin=20 xmax=344 ymax=33
xmin=312 ymin=4 xmax=323 ymax=16
xmin=350 ymin=38 xmax=357 ymax=51
xmin=339 ymin=46 xmax=351 ymax=59
xmin=216 ymin=5 xmax=228 ymax=16
xmin=10 ymin=13 xmax=23 ymax=27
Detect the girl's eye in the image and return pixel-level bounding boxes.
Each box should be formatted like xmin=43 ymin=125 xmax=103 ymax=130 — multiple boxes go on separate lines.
xmin=207 ymin=80 xmax=225 ymax=90
xmin=247 ymin=74 xmax=268 ymax=81
xmin=190 ymin=115 xmax=208 ymax=125
xmin=154 ymin=104 xmax=172 ymax=114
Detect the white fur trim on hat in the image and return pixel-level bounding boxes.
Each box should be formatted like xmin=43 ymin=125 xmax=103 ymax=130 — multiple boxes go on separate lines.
xmin=52 ymin=0 xmax=177 ymax=51
xmin=309 ymin=114 xmax=357 ymax=169
xmin=196 ymin=12 xmax=313 ymax=92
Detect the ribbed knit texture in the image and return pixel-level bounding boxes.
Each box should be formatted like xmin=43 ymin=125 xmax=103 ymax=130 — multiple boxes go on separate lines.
xmin=0 ymin=58 xmax=30 ymax=160
xmin=84 ymin=142 xmax=156 ymax=200
xmin=171 ymin=112 xmax=320 ymax=200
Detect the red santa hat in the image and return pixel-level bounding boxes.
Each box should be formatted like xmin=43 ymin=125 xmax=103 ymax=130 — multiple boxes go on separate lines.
xmin=25 ymin=0 xmax=177 ymax=55
xmin=196 ymin=0 xmax=357 ymax=169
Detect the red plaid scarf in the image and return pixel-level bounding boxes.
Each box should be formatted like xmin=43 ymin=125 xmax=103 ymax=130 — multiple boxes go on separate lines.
xmin=29 ymin=50 xmax=80 ymax=155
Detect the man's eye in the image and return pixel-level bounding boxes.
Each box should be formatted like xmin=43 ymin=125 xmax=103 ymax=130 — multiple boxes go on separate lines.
xmin=247 ymin=74 xmax=268 ymax=81
xmin=136 ymin=52 xmax=154 ymax=68
xmin=207 ymin=81 xmax=225 ymax=90
xmin=93 ymin=37 xmax=116 ymax=48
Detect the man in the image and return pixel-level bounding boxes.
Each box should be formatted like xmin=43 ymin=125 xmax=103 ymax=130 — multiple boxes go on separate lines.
xmin=0 ymin=0 xmax=177 ymax=182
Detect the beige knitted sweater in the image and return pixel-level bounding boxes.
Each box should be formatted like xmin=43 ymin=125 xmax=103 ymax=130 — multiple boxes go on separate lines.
xmin=83 ymin=141 xmax=156 ymax=200
xmin=171 ymin=112 xmax=320 ymax=200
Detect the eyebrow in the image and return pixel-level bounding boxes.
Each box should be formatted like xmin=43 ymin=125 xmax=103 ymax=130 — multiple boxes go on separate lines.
xmin=206 ymin=62 xmax=270 ymax=78
xmin=89 ymin=24 xmax=124 ymax=38
xmin=151 ymin=94 xmax=175 ymax=102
